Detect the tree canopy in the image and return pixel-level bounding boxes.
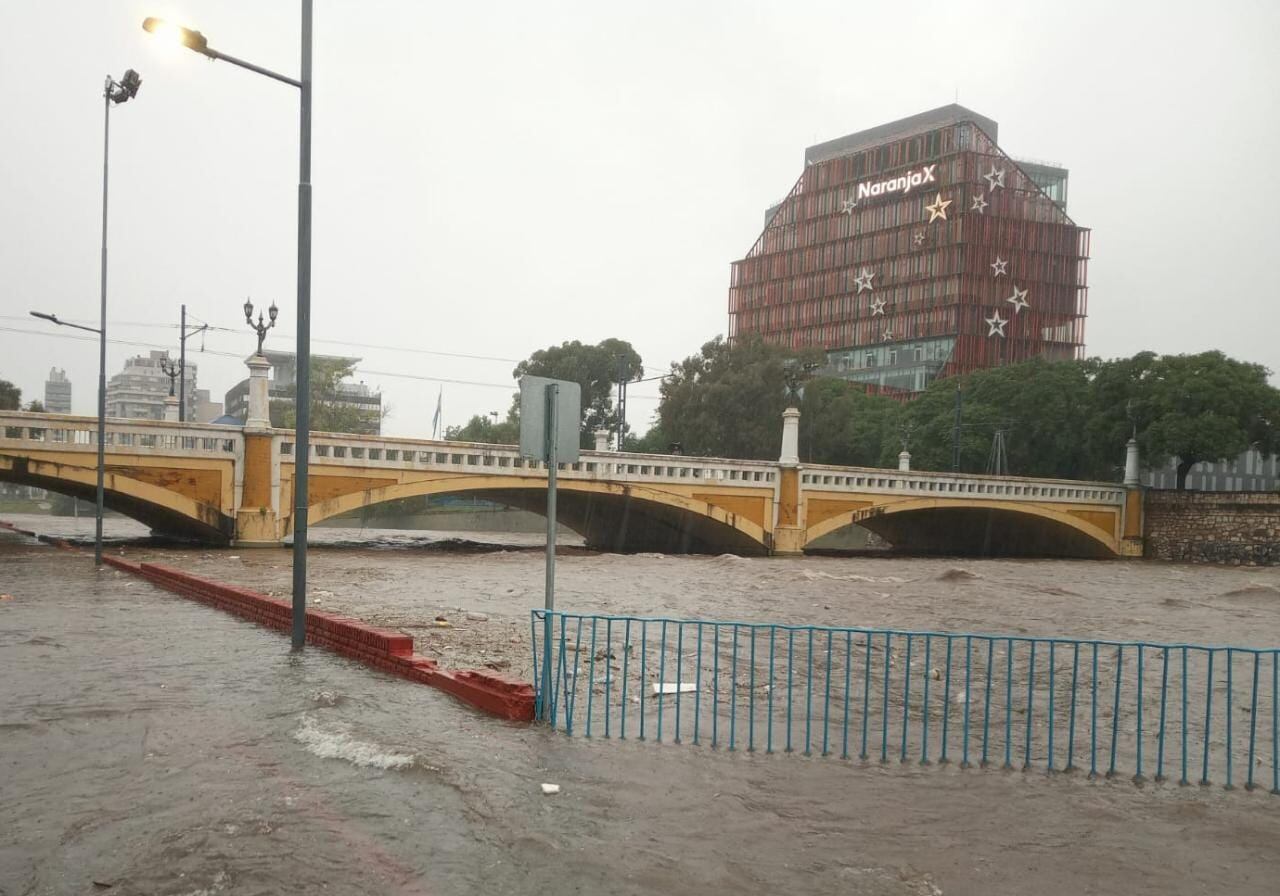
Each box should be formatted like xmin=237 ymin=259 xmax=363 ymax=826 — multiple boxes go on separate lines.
xmin=270 ymin=357 xmax=387 ymax=435
xmin=510 ymin=338 xmax=643 ymax=448
xmin=0 ymin=380 xmax=20 ymax=410
xmin=642 ymin=341 xmax=1278 ymax=488
xmin=1085 ymin=351 xmax=1280 ymax=488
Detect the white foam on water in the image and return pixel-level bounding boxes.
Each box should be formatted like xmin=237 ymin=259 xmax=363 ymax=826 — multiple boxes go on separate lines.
xmin=800 ymin=568 xmax=906 ymax=584
xmin=294 ymin=713 xmax=414 ymax=770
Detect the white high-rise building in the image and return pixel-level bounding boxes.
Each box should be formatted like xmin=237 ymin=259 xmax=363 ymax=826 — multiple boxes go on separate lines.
xmin=105 ymin=351 xmax=197 ymax=420
xmin=43 ymin=368 xmax=71 ymax=413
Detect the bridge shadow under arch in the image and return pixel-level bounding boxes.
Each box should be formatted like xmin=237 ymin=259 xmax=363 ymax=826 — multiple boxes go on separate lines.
xmin=305 ymin=476 xmax=770 ymax=556
xmin=0 ymin=454 xmax=233 ymax=543
xmin=805 ymin=498 xmax=1118 ymax=559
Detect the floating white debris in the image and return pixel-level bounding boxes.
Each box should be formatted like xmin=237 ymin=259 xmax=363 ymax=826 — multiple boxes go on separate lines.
xmin=652 ymin=682 xmax=697 ymax=697
xmin=540 ymin=783 xmax=561 ymax=795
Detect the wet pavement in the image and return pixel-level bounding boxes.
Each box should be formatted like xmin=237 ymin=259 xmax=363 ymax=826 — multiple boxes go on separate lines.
xmin=2 ymin=519 xmax=1280 ymax=894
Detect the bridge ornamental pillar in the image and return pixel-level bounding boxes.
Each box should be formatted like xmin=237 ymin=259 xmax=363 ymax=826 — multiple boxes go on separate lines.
xmin=244 ymin=354 xmax=272 ymax=430
xmin=163 ymin=395 xmax=179 ymax=422
xmin=898 ymin=450 xmax=911 ymax=472
xmin=779 ymin=407 xmax=800 ymax=466
xmin=594 ymin=429 xmax=611 ymax=452
xmin=773 ymin=406 xmax=806 ymax=555
xmin=1124 ymin=438 xmax=1140 ymax=487
xmin=235 ymin=354 xmax=284 ymax=547
xmin=1120 ymin=438 xmax=1145 ymax=557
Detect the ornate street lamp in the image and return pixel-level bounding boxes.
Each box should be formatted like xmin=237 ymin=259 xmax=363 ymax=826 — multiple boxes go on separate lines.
xmin=243 ymin=298 xmax=279 ymax=355
xmin=159 ymin=356 xmax=179 ymax=396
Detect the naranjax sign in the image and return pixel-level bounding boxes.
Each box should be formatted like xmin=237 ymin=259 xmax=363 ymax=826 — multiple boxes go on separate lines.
xmin=856 ymin=164 xmax=936 ymax=200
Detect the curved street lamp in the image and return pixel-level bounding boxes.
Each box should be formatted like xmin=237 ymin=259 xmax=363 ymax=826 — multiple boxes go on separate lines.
xmin=144 ymin=5 xmax=314 ymax=651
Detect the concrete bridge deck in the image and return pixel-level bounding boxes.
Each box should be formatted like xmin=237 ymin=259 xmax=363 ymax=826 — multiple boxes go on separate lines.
xmin=0 ymin=411 xmax=1142 ymax=557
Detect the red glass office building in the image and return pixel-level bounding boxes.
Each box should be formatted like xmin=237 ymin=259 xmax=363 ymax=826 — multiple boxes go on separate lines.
xmin=728 ymin=105 xmax=1089 ymax=392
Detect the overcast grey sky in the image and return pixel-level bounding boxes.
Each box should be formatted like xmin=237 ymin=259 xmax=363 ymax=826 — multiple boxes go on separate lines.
xmin=2 ymin=1 xmax=1277 ymax=437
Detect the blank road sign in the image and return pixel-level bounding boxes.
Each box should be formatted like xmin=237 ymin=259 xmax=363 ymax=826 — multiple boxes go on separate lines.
xmin=518 ymin=375 xmax=581 ymax=463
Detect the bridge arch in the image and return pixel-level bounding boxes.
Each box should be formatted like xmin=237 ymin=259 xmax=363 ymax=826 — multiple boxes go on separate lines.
xmin=0 ymin=454 xmax=233 ymax=543
xmin=805 ymin=498 xmax=1119 ymax=559
xmin=305 ymin=475 xmax=770 ymax=555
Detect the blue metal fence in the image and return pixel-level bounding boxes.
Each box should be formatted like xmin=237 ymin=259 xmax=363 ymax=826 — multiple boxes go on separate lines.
xmin=531 ymin=610 xmax=1280 ymax=793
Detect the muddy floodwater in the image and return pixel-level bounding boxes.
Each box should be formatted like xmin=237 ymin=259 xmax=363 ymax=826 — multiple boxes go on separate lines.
xmin=2 ymin=514 xmax=1279 ymax=895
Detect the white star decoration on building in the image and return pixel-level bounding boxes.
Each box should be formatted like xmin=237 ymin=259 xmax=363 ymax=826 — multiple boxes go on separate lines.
xmin=1005 ymin=286 xmax=1030 ymax=314
xmin=869 ymin=297 xmax=887 ymax=316
xmin=984 ymin=165 xmax=1006 ymax=192
xmin=912 ymin=231 xmax=926 ymax=247
xmin=925 ymin=193 xmax=951 ymax=222
xmin=882 ymin=329 xmax=894 ymax=342
xmin=853 ymin=267 xmax=876 ymax=293
xmin=991 ymin=256 xmax=1008 ymax=277
xmin=985 ymin=311 xmax=1008 ymax=338
xmin=971 ymin=194 xmax=988 ymax=213
xmin=841 ymin=197 xmax=858 ymax=215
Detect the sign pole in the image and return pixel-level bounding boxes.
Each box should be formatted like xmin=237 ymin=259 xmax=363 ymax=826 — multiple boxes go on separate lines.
xmin=540 ymin=382 xmax=558 ymax=721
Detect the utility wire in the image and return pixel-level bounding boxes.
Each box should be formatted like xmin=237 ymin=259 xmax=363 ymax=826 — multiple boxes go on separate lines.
xmin=2 ymin=312 xmax=671 ymax=374
xmin=3 ymin=325 xmax=668 ymax=398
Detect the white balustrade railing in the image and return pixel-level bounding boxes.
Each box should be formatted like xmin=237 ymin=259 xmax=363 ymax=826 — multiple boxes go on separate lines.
xmin=800 ymin=463 xmax=1125 ymax=505
xmin=281 ymin=430 xmax=780 ymax=486
xmin=0 ymin=411 xmax=241 ymax=458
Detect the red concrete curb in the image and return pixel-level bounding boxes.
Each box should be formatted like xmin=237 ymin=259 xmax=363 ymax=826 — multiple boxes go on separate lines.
xmin=102 ymin=556 xmax=534 ymax=722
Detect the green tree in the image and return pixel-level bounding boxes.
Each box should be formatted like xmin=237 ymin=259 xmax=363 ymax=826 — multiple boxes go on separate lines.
xmin=512 ymin=338 xmax=643 ymax=447
xmin=25 ymin=399 xmax=45 ymax=413
xmin=901 ymin=358 xmax=1101 ymax=479
xmin=0 ymin=380 xmax=20 ymax=410
xmin=654 ymin=336 xmax=823 ymax=459
xmin=270 ymin=357 xmax=388 ymax=435
xmin=446 ymin=413 xmax=519 ymax=445
xmin=1089 ymin=351 xmax=1280 ymax=489
xmin=800 ymin=378 xmax=904 ymax=467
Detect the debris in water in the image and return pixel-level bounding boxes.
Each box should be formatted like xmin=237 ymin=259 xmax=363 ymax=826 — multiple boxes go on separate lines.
xmin=652 ymin=682 xmax=697 ymax=697
xmin=466 ymin=612 xmax=489 ymax=622
xmin=228 ymin=555 xmax=240 ymax=560
xmin=540 ymin=783 xmax=561 ymax=795
xmin=433 ymin=615 xmax=452 ymax=628
xmin=485 ymin=659 xmax=511 ymax=671
xmin=938 ymin=567 xmax=980 ymax=582
xmin=0 ymin=594 xmax=14 ymax=601
xmin=930 ymin=668 xmax=941 ymax=681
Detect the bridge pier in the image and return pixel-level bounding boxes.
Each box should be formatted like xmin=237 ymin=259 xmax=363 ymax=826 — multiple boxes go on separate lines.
xmin=1119 ymin=437 xmax=1144 ymax=558
xmin=773 ymin=407 xmax=805 ymax=555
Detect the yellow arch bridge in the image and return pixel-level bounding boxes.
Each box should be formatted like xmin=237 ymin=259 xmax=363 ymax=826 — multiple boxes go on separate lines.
xmin=0 ymin=411 xmax=1144 ymax=559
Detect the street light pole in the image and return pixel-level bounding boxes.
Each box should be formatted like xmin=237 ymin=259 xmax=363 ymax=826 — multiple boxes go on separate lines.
xmin=144 ymin=3 xmax=314 ymax=651
xmin=294 ymin=0 xmax=314 ymax=653
xmin=96 ymin=79 xmax=111 ymax=566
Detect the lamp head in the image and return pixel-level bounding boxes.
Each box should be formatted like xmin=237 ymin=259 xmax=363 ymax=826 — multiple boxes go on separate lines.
xmin=267 ymin=302 xmax=278 ymax=324
xmin=142 ymin=17 xmax=210 ymax=54
xmin=243 ymin=298 xmax=254 ymax=323
xmin=120 ymin=69 xmax=142 ymax=99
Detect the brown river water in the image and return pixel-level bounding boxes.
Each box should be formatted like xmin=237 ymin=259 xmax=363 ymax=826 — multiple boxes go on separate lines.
xmin=2 ymin=513 xmax=1279 ymax=895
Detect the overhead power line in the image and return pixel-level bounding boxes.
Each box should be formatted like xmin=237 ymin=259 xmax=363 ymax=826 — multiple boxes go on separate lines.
xmin=1 ymin=313 xmax=670 ymax=374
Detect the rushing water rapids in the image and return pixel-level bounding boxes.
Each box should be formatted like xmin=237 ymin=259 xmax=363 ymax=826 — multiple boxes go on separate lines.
xmin=2 ymin=514 xmax=1279 ymax=894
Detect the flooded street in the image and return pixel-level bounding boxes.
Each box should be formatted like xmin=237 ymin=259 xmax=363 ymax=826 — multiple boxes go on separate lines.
xmin=3 ymin=516 xmax=1280 ymax=894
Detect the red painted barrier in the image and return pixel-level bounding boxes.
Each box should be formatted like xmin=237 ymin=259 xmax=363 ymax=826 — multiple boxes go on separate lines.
xmin=102 ymin=556 xmax=534 ymax=722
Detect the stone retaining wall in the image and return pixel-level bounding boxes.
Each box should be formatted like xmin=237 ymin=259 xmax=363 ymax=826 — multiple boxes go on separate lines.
xmin=1143 ymin=490 xmax=1280 ymax=566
